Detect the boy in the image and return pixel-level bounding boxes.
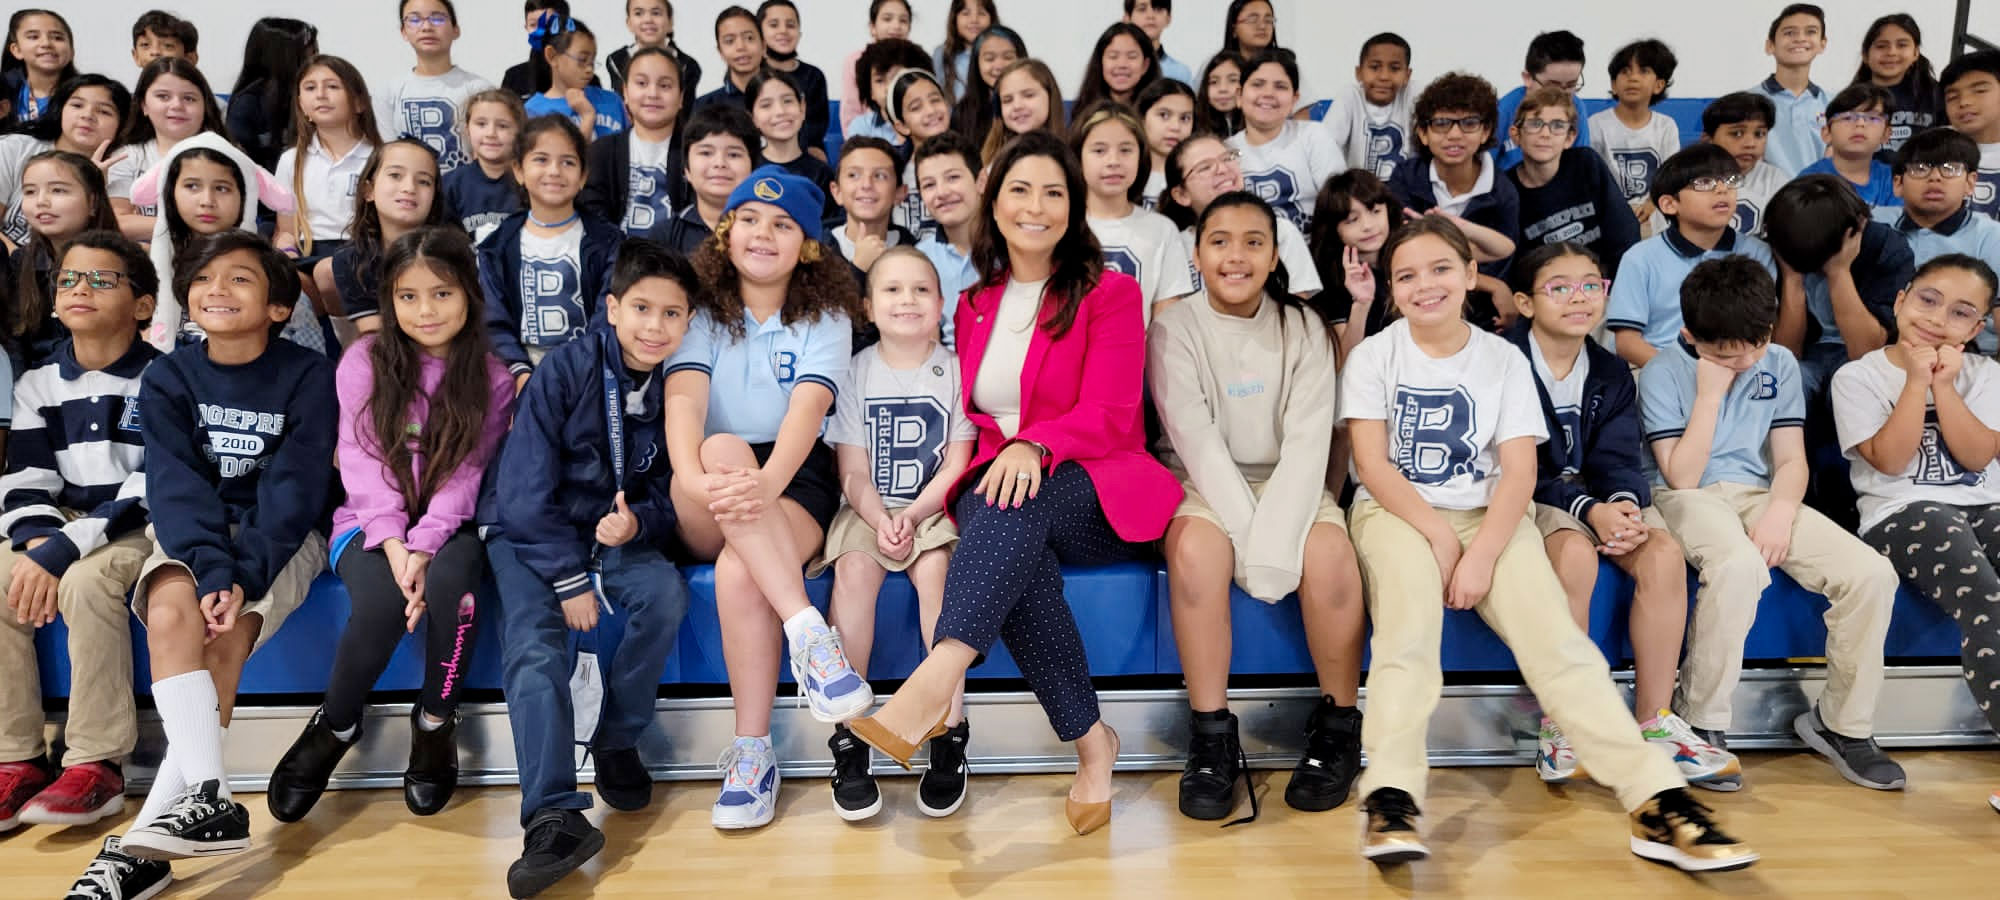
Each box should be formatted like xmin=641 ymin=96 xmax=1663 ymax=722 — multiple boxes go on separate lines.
xmin=377 ymin=0 xmax=496 ymax=173
xmin=1386 ymin=73 xmax=1520 ymax=325
xmin=1588 ymin=39 xmax=1680 ymax=235
xmin=1124 ymin=0 xmax=1190 ymax=87
xmin=827 ymin=136 xmax=914 ymax=290
xmin=1755 ymin=3 xmax=1830 ymax=176
xmin=1941 ymin=49 xmax=2000 ymax=219
xmin=130 ymin=11 xmax=196 ymax=69
xmin=65 ymin=231 xmax=334 ymax=896
xmin=1638 ymin=254 xmax=1905 ymax=792
xmin=1802 ymin=84 xmax=1900 ymax=208
xmin=695 ymin=6 xmax=763 ymax=112
xmin=1496 ymin=30 xmax=1590 ymax=170
xmin=608 ymin=1 xmax=701 ymax=115
xmin=1872 ymin=128 xmax=2000 ymax=352
xmin=1700 ymin=91 xmax=1789 ymax=235
xmin=647 ymin=104 xmax=758 ymax=255
xmin=0 ymin=233 xmax=159 ymax=839
xmin=1764 ymin=175 xmax=1915 ymax=399
xmin=1607 ymin=144 xmax=1776 ymax=367
xmin=847 ymin=39 xmax=932 ymax=145
xmin=913 ymin=130 xmax=983 ymax=346
xmin=1322 ymin=33 xmax=1416 ymax=180
xmin=1504 ymin=243 xmax=1737 ymax=789
xmin=490 ymin=240 xmax=693 ymax=899
xmin=1505 ymin=87 xmax=1641 ymax=276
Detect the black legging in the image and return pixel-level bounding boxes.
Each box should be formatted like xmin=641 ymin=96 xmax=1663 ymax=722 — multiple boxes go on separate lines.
xmin=1863 ymin=501 xmax=2000 ymax=736
xmin=322 ymin=530 xmax=488 ymax=732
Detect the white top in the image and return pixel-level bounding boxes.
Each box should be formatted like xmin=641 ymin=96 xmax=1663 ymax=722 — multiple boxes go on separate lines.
xmin=1428 ymin=154 xmax=1496 ymax=218
xmin=1142 ymin=169 xmax=1166 ymax=210
xmin=1178 ymin=217 xmax=1323 ymax=298
xmin=1341 ymin=318 xmax=1548 ymax=510
xmin=1979 ymin=142 xmax=2000 ymax=220
xmin=665 ymin=306 xmax=854 ymax=443
xmin=893 ymin=158 xmax=937 ymax=241
xmin=832 ymin=224 xmax=908 ymax=267
xmin=1834 ymin=349 xmax=2000 ymax=532
xmin=624 ymin=134 xmax=676 ymax=235
xmin=1735 ymin=160 xmax=1789 ymax=236
xmin=515 ymin=225 xmax=588 ymax=353
xmin=375 ymin=66 xmax=493 ymax=173
xmin=1529 ymin=331 xmax=1589 ymax=474
xmin=105 ymin=139 xmax=164 ymax=215
xmin=1088 ymin=207 xmax=1196 ymax=323
xmin=1587 ymin=108 xmax=1682 ymax=207
xmin=825 ymin=342 xmax=978 ymax=508
xmin=971 ymin=277 xmax=1045 ymax=438
xmin=1320 ymin=80 xmax=1415 ymax=180
xmin=1227 ymin=120 xmax=1346 ymax=230
xmin=274 ymin=138 xmax=374 ymax=241
xmin=0 ymin=134 xmax=52 ymax=245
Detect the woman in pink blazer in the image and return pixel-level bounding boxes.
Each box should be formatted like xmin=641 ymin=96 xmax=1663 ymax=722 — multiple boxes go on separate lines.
xmin=849 ymin=131 xmax=1178 ymax=834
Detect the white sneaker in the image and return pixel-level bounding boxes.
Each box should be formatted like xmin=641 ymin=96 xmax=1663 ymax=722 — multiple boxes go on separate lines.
xmin=1640 ymin=709 xmax=1742 ymax=783
xmin=1535 ymin=717 xmax=1583 ymax=783
xmin=711 ymin=737 xmax=780 ymax=830
xmin=790 ymin=626 xmax=874 ymax=723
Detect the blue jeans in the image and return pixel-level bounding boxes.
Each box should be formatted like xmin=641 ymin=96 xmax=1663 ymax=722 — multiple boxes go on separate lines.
xmin=488 ymin=538 xmax=689 ymax=826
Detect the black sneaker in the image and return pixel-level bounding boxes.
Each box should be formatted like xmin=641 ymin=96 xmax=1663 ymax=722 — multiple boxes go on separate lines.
xmin=591 ymin=745 xmax=652 ymax=812
xmin=121 ymin=780 xmax=250 ymax=861
xmin=1690 ymin=727 xmax=1742 ymax=792
xmin=917 ymin=719 xmax=970 ymax=818
xmin=1286 ymin=697 xmax=1361 ymax=812
xmin=63 ymin=835 xmax=171 ymax=900
xmin=406 ymin=707 xmax=462 ymax=816
xmin=1178 ymin=709 xmax=1256 ymax=825
xmin=1360 ymin=787 xmax=1428 ymax=864
xmin=506 ymin=807 xmax=604 ymax=899
xmin=1794 ymin=705 xmax=1907 ymax=790
xmin=1628 ymin=787 xmax=1759 ymax=871
xmin=829 ymin=724 xmax=882 ymax=822
xmin=267 ymin=708 xmax=358 ymax=823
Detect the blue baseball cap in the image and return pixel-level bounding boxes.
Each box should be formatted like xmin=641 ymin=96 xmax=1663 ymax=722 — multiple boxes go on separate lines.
xmin=723 ymin=165 xmax=825 ymax=242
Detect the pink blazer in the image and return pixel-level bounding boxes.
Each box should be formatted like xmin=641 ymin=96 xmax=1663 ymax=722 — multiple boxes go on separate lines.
xmin=952 ymin=270 xmax=1181 ymax=542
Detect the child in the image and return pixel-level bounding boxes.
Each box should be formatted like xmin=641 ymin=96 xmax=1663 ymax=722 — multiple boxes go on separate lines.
xmin=608 ymin=0 xmax=700 ymax=115
xmin=1831 ymin=253 xmax=2000 ymax=811
xmin=1756 ymin=3 xmax=1830 ymax=176
xmin=1588 ymin=40 xmax=1681 ymax=235
xmin=1873 ymin=129 xmax=2000 ymax=352
xmin=1322 ymin=33 xmax=1416 ymax=181
xmin=504 ymin=1 xmax=593 ymax=97
xmin=316 ymin=139 xmax=447 ymax=333
xmin=1197 ymin=51 xmax=1245 ymax=137
xmin=1342 ymin=216 xmax=1752 ymax=871
xmin=1161 ymin=135 xmax=1324 ymax=303
xmin=106 ymin=57 xmax=227 ymax=242
xmin=1 ymin=74 xmax=128 ymax=248
xmin=647 ymin=103 xmax=757 ymax=255
xmin=948 ymin=26 xmax=1023 ymax=148
xmin=1305 ymin=169 xmax=1401 ymax=351
xmin=827 ymin=136 xmax=913 ymax=289
xmin=911 ymin=131 xmax=983 ymax=338
xmin=661 ymin=167 xmax=866 ymax=830
xmin=840 ymin=2 xmax=912 ymax=132
xmin=225 ymin=18 xmax=319 ymax=172
xmin=1386 ymin=72 xmax=1519 ymax=327
xmin=812 ymin=246 xmax=976 ymax=821
xmin=580 ymin=48 xmax=685 ymax=238
xmin=982 ymin=58 xmax=1062 ymax=165
xmin=131 ymin=10 xmax=198 ymax=69
xmin=10 ymin=152 xmax=119 ymax=367
xmin=1496 ymin=30 xmax=1590 ymax=170
xmin=488 ymin=239 xmax=694 ymax=898
xmin=267 ymin=227 xmax=513 ymax=823
xmin=747 ymin=70 xmax=834 ymax=197
xmin=1151 ymin=191 xmax=1365 ymax=822
xmin=1638 ymin=254 xmax=1903 ymax=792
xmin=1073 ymin=23 xmax=1159 ymax=112
xmin=1071 ymin=102 xmax=1195 ymax=322
xmin=1226 ymin=50 xmax=1344 ymax=230
xmin=0 ymin=231 xmax=157 ymax=842
xmin=1764 ymin=175 xmax=1915 ymax=400
xmin=1503 ymin=242 xmax=1737 ymax=788
xmin=1606 ymin=144 xmax=1776 ymax=367
xmin=848 ymin=38 xmax=932 ymax=146
xmin=442 ymin=90 xmax=526 ymax=244
xmin=273 ymin=56 xmax=384 ymax=260
xmin=1801 ymin=84 xmax=1899 ymax=208
xmin=478 ymin=116 xmax=621 ymax=384
xmin=889 ymin=68 xmax=953 ymax=241
xmin=1700 ymin=91 xmax=1789 ymax=235
xmin=1137 ymin=78 xmax=1195 ymax=208
xmin=696 ymin=6 xmax=763 ymax=112
xmin=377 ymin=0 xmax=495 ymax=175
xmin=1941 ymin=50 xmax=2000 ymax=220
xmin=1855 ymin=14 xmax=1943 ymax=153
xmin=525 ymin=17 xmax=627 ymax=141
xmin=3 ymin=10 xmax=76 ymax=126
xmin=757 ymin=1 xmax=829 ymax=161
xmin=1125 ymin=0 xmax=1191 ymax=87
xmin=1505 ymin=86 xmax=1641 ymax=278
xmin=934 ymin=0 xmax=996 ymax=102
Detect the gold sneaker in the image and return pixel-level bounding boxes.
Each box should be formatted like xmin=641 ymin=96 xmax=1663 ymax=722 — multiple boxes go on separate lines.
xmin=1359 ymin=788 xmax=1429 ymax=864
xmin=1629 ymin=788 xmax=1759 ymax=872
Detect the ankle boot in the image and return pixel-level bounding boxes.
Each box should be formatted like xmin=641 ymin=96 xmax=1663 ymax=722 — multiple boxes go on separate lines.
xmin=268 ymin=708 xmax=358 ymax=822
xmin=404 ymin=706 xmax=460 ymax=816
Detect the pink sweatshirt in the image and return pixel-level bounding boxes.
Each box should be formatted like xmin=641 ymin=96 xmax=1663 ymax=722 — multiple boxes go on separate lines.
xmin=332 ymin=337 xmax=516 ymax=555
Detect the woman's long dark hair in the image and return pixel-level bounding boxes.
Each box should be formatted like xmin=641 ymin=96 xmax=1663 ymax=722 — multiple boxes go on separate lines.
xmin=1196 ymin=50 xmax=1245 ymax=137
xmin=1851 ymin=14 xmax=1938 ymax=102
xmin=230 ymin=18 xmax=319 ymax=146
xmin=22 ymin=74 xmax=130 ymax=146
xmin=1074 ymin=23 xmax=1159 ymax=112
xmin=972 ymin=130 xmax=1103 ymax=339
xmin=10 ymin=150 xmax=115 ymax=340
xmin=367 ymin=227 xmax=498 ymax=515
xmin=950 ymin=25 xmax=1026 ymax=144
xmin=122 ymin=58 xmax=228 ymax=148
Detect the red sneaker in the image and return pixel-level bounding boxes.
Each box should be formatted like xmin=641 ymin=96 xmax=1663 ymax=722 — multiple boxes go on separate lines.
xmin=0 ymin=759 xmax=54 ymax=832
xmin=20 ymin=761 xmax=125 ymax=827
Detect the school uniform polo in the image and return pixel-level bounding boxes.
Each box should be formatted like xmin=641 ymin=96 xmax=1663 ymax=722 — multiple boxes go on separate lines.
xmin=1637 ymin=339 xmax=1804 ymax=489
xmin=665 ymin=306 xmax=853 ymax=442
xmin=274 ymin=139 xmax=374 ymax=242
xmin=1605 ymin=225 xmax=1776 ymax=352
xmin=1755 ymin=76 xmax=1828 ymax=176
xmin=1800 ymin=157 xmax=1900 ymax=208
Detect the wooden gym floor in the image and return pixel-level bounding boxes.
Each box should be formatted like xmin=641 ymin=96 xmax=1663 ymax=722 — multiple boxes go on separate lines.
xmin=5 ymin=750 xmax=1996 ymax=898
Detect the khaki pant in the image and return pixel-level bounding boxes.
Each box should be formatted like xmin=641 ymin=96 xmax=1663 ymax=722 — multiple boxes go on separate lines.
xmin=1654 ymin=482 xmax=1899 ymax=737
xmin=1349 ymin=500 xmax=1684 ymax=812
xmin=0 ymin=529 xmax=153 ymax=766
xmin=132 ymin=526 xmax=327 ymax=655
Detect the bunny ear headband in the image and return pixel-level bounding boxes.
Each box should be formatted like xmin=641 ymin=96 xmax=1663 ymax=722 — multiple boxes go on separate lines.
xmin=528 ymin=11 xmax=578 ymax=52
xmin=129 ymin=133 xmax=295 ymax=214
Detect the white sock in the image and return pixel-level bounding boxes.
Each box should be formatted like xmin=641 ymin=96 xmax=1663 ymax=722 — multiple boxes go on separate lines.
xmin=416 ymin=711 xmax=445 ymax=732
xmin=331 ymin=723 xmax=359 ymax=741
xmin=152 ymin=671 xmax=227 ymax=798
xmin=781 ymin=607 xmax=829 ymax=649
xmin=132 ymin=748 xmax=187 ymax=828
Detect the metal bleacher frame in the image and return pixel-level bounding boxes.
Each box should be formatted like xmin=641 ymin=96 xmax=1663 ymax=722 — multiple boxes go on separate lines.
xmin=1955 ymin=0 xmax=1995 ymax=57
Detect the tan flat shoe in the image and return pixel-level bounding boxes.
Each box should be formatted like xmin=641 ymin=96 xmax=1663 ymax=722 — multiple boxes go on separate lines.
xmin=846 ymin=709 xmax=950 ymax=771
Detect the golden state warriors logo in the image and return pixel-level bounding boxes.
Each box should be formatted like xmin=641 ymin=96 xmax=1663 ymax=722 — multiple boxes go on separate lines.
xmin=753 ymin=177 xmax=784 ymax=202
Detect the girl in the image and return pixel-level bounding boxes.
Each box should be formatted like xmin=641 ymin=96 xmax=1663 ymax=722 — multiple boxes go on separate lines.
xmin=315 ymin=138 xmax=446 ymax=334
xmin=702 ymin=5 xmax=765 ymax=109
xmin=378 ymin=0 xmax=496 ymax=175
xmin=1197 ymin=51 xmax=1245 ymax=137
xmin=1227 ymin=51 xmax=1345 ymax=231
xmin=0 ymin=74 xmax=128 ymax=247
xmin=107 ymin=57 xmax=227 ymax=243
xmin=847 ymin=131 xmax=1175 ymax=837
xmin=442 ymin=89 xmax=525 ymax=244
xmin=226 ymin=17 xmax=319 ymax=171
xmin=267 ymin=226 xmax=514 ymax=823
xmin=1070 ymin=102 xmax=1193 ymax=322
xmin=1221 ymin=0 xmax=1275 ymax=56
xmin=1341 ymin=216 xmax=1750 ymax=869
xmin=581 ymin=49 xmax=684 ymax=238
xmin=661 ymin=166 xmax=864 ymax=830
xmin=1832 ymin=253 xmax=2000 ymax=813
xmin=526 ymin=17 xmax=627 ymax=141
xmin=1853 ymin=14 xmax=1943 ymax=153
xmin=840 ymin=0 xmax=911 ymax=132
xmin=9 ymin=150 xmax=116 ymax=367
xmin=608 ymin=0 xmax=701 ymax=117
xmin=889 ymin=69 xmax=953 ymax=240
xmin=747 ymin=69 xmax=834 ymax=198
xmin=758 ymin=1 xmax=829 ymax=161
xmin=1137 ymin=78 xmax=1195 ymax=208
xmin=1160 ymin=134 xmax=1323 ymax=304
xmin=2 ymin=10 xmax=76 ymax=126
xmin=1308 ymin=169 xmax=1404 ymax=353
xmin=950 ymin=26 xmax=1025 ymax=145
xmin=274 ymin=56 xmax=384 ymax=261
xmin=811 ymin=246 xmax=976 ymax=821
xmin=1074 ymin=23 xmax=1159 ymax=113
xmin=982 ymin=58 xmax=1063 ymax=165
xmin=1151 ymin=191 xmax=1365 ymax=823
xmin=934 ymin=0 xmax=998 ymax=102
xmin=478 ymin=115 xmax=621 ymax=384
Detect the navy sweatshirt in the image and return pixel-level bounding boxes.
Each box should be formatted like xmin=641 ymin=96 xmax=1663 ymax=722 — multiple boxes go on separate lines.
xmin=1507 ymin=147 xmax=1642 ymax=278
xmin=1504 ymin=323 xmax=1651 ymax=521
xmin=442 ymin=164 xmax=524 ymax=242
xmin=476 ymin=211 xmax=623 ymax=376
xmin=140 ymin=339 xmax=337 ymax=600
xmin=1387 ymin=154 xmax=1523 ymax=279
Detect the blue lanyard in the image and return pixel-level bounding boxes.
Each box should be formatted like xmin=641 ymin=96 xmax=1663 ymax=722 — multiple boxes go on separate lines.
xmin=587 ymin=356 xmax=630 ymax=613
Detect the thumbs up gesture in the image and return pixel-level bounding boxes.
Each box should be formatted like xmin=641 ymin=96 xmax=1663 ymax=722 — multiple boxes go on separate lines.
xmin=595 ymin=491 xmax=640 ymax=547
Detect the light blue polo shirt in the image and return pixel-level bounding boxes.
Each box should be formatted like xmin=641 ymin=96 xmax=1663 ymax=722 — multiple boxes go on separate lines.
xmin=1158 ymin=51 xmax=1195 ymax=89
xmin=1756 ymin=76 xmax=1828 ymax=176
xmin=1874 ymin=204 xmax=2000 ymax=352
xmin=1638 ymin=340 xmax=1805 ymax=489
xmin=1605 ymin=225 xmax=1778 ymax=350
xmin=916 ymin=237 xmax=978 ymax=349
xmin=665 ymin=307 xmax=853 ymax=443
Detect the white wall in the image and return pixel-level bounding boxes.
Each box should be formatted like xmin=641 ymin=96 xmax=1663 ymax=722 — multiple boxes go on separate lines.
xmin=52 ymin=0 xmax=1978 ymax=106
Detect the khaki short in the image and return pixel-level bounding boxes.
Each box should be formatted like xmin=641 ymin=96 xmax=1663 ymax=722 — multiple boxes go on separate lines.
xmin=806 ymin=507 xmax=959 ymax=576
xmin=132 ymin=525 xmax=328 ymax=653
xmin=1173 ymin=478 xmax=1348 ymax=534
xmin=1532 ymin=502 xmax=1668 ymax=544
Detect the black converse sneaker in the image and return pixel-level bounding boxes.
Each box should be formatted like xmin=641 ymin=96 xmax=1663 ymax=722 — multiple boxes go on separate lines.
xmin=63 ymin=835 xmax=171 ymax=900
xmin=1286 ymin=697 xmax=1362 ymax=812
xmin=829 ymin=724 xmax=882 ymax=821
xmin=507 ymin=808 xmax=604 ymax=899
xmin=1360 ymin=787 xmax=1428 ymax=864
xmin=121 ymin=780 xmax=250 ymax=861
xmin=267 ymin=707 xmax=359 ymax=822
xmin=1178 ymin=709 xmax=1256 ymax=824
xmin=917 ymin=719 xmax=970 ymax=818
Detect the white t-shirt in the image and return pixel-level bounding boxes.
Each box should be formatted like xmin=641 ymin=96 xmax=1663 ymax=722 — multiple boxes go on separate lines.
xmin=1320 ymin=81 xmax=1415 ymax=181
xmin=1529 ymin=331 xmax=1589 ymax=475
xmin=1142 ymin=169 xmax=1166 ymax=211
xmin=105 ymin=140 xmax=163 ymax=216
xmin=1227 ymin=120 xmax=1346 ymax=230
xmin=893 ymin=158 xmax=937 ymax=241
xmin=825 ymin=342 xmax=978 ymax=508
xmin=1834 ymin=349 xmax=2000 ymax=532
xmin=0 ymin=134 xmax=52 ymax=244
xmin=274 ymin=138 xmax=374 ymax=241
xmin=1178 ymin=216 xmax=1323 ymax=298
xmin=1735 ymin=160 xmax=1788 ymax=237
xmin=1587 ymin=108 xmax=1682 ymax=207
xmin=971 ymin=277 xmax=1045 ymax=438
xmin=1340 ymin=318 xmax=1549 ymax=510
xmin=376 ymin=66 xmax=493 ymax=173
xmin=1977 ymin=142 xmax=2000 ymax=220
xmin=624 ymin=134 xmax=675 ymax=236
xmin=1088 ymin=207 xmax=1195 ymax=322
xmin=515 ymin=224 xmax=588 ymax=360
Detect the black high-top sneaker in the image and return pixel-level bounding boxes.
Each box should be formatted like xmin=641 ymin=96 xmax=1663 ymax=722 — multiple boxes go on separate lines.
xmin=828 ymin=724 xmax=882 ymax=821
xmin=917 ymin=719 xmax=969 ymax=817
xmin=1178 ymin=709 xmax=1255 ymax=824
xmin=121 ymin=780 xmax=250 ymax=861
xmin=1359 ymin=787 xmax=1427 ymax=864
xmin=1629 ymin=787 xmax=1759 ymax=871
xmin=1286 ymin=697 xmax=1361 ymax=811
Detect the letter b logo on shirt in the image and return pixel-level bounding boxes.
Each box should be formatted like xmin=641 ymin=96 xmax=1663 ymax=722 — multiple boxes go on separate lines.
xmin=1392 ymin=386 xmax=1483 ymax=485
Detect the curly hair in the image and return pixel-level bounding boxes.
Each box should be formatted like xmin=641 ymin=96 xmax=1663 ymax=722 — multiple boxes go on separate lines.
xmin=690 ymin=216 xmax=863 ymax=339
xmin=1413 ymin=71 xmax=1500 ymax=153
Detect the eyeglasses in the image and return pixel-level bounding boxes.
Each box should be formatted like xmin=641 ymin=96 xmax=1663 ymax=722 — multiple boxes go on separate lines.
xmin=1908 ymin=287 xmax=1986 ymax=324
xmin=1533 ymin=74 xmax=1584 ymax=92
xmin=1687 ymin=174 xmax=1744 ymax=192
xmin=1537 ymin=278 xmax=1610 ymax=301
xmin=1235 ymin=13 xmax=1274 ymax=27
xmin=56 ymin=269 xmax=128 ymax=291
xmin=1424 ymin=116 xmax=1487 ymax=133
xmin=561 ymin=51 xmax=596 ymax=68
xmin=1519 ymin=118 xmax=1572 ymax=135
xmin=1184 ymin=149 xmax=1242 ymax=182
xmin=1831 ymin=111 xmax=1887 ymax=127
xmin=1905 ymin=161 xmax=1970 ymax=179
xmin=403 ymin=12 xmax=451 ymax=28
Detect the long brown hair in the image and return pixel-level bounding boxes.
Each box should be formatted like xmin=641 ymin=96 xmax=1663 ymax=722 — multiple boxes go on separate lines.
xmin=690 ymin=218 xmax=862 ymax=340
xmin=11 ymin=150 xmax=117 ymax=341
xmin=350 ymin=138 xmax=447 ymax=270
xmin=971 ymin=130 xmax=1103 ymax=339
xmin=365 ymin=227 xmax=498 ymax=515
xmin=981 ymin=58 xmax=1063 ymax=164
xmin=287 ymin=55 xmax=386 ymax=256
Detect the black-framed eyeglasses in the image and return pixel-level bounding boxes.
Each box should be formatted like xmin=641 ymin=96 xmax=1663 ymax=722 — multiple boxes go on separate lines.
xmin=403 ymin=12 xmax=451 ymax=28
xmin=1906 ymin=161 xmax=1970 ymax=179
xmin=56 ymin=269 xmax=128 ymax=291
xmin=1519 ymin=118 xmax=1572 ymax=135
xmin=1687 ymin=174 xmax=1744 ymax=193
xmin=1424 ymin=116 xmax=1486 ymax=133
